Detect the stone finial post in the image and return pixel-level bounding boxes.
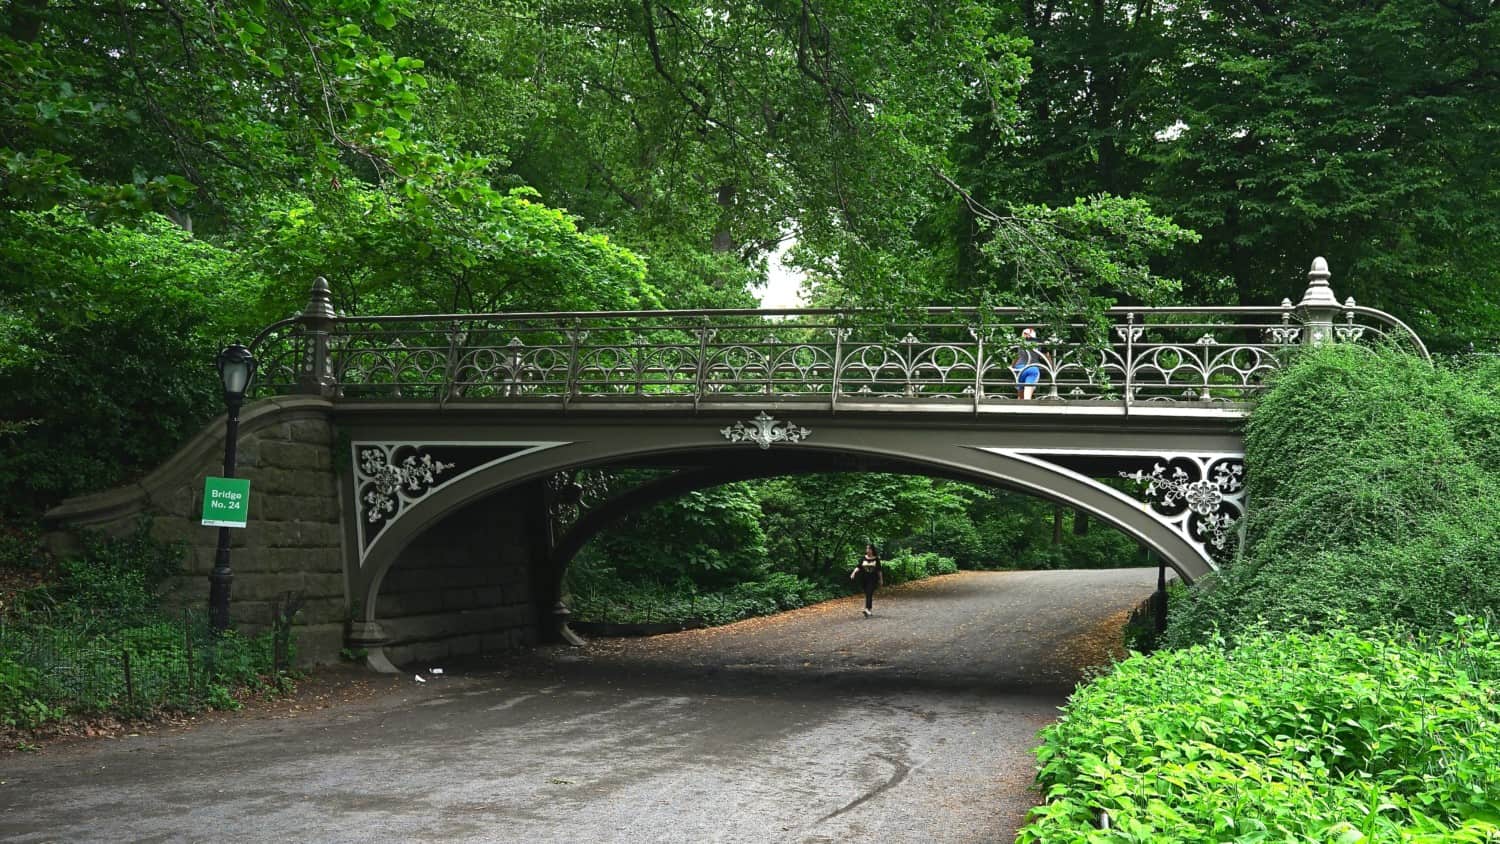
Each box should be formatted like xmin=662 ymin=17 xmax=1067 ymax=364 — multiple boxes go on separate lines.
xmin=297 ymin=277 xmax=339 ymax=396
xmin=1296 ymin=257 xmax=1341 ymax=346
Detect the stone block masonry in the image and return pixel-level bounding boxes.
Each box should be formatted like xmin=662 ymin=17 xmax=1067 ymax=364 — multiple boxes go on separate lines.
xmin=45 ymin=396 xmax=560 ymax=670
xmin=373 ymin=486 xmax=545 ymax=667
xmin=45 ymin=398 xmax=349 ymax=665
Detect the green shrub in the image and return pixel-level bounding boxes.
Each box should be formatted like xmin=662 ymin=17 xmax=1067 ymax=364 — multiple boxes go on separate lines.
xmin=880 ymin=550 xmax=958 ymax=585
xmin=1168 ymin=345 xmax=1500 ymax=645
xmin=46 ymin=519 xmax=185 ymax=616
xmin=0 ymin=210 xmax=270 ymax=518
xmin=0 ymin=656 xmax=50 ymax=728
xmin=0 ymin=522 xmax=45 ymax=570
xmin=966 ymin=494 xmax=1147 ymax=572
xmin=0 ymin=523 xmax=291 ymax=727
xmin=0 ymin=611 xmax=292 ymax=726
xmin=578 ymin=482 xmax=771 ymax=591
xmin=566 ymin=572 xmax=837 ymax=627
xmin=1018 ymin=623 xmax=1500 ymax=843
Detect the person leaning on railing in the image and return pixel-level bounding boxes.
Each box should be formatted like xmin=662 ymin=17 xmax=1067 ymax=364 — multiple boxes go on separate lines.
xmin=1012 ymin=327 xmax=1046 ymax=400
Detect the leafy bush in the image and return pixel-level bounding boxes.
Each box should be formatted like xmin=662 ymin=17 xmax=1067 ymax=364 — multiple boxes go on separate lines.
xmin=0 ymin=610 xmax=291 ymax=728
xmin=1168 ymin=346 xmax=1500 ymax=645
xmin=569 ymin=548 xmax=960 ymax=630
xmin=966 ymin=492 xmax=1147 ymax=571
xmin=1019 ymin=623 xmax=1500 ymax=843
xmin=567 ymin=572 xmax=837 ymax=627
xmin=0 ymin=656 xmax=50 ymax=728
xmin=0 ymin=522 xmax=290 ymax=729
xmin=0 ymin=210 xmax=270 ymax=517
xmin=881 ymin=550 xmax=958 ymax=586
xmin=1121 ymin=581 xmax=1187 ymax=654
xmin=0 ymin=522 xmax=45 ymax=570
xmin=754 ymin=473 xmax=974 ymax=581
xmin=50 ymin=521 xmax=184 ymax=614
xmin=578 ymin=482 xmax=770 ymax=591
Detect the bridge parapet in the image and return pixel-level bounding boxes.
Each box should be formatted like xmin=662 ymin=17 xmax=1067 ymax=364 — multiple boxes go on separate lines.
xmin=249 ymin=259 xmax=1425 ymax=412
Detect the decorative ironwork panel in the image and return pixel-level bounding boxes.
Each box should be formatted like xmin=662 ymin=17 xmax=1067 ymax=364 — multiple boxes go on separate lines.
xmin=976 ymin=447 xmax=1246 ymax=573
xmin=1120 ymin=455 xmax=1246 ymax=566
xmin=546 ymin=469 xmax=614 ymax=538
xmin=351 ymin=441 xmax=568 ymax=561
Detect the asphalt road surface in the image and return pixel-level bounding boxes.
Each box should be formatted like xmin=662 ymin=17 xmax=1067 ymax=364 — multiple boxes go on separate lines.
xmin=0 ymin=568 xmax=1159 ymax=844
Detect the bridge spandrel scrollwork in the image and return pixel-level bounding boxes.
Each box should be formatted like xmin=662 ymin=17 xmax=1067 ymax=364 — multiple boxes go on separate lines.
xmin=248 ymin=273 xmax=1427 ymax=411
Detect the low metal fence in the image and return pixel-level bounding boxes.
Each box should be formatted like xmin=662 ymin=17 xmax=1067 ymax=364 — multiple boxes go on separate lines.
xmin=1 ymin=604 xmax=297 ymax=721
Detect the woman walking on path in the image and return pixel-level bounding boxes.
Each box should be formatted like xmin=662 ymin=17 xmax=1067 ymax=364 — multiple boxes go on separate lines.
xmin=850 ymin=544 xmax=883 ymax=617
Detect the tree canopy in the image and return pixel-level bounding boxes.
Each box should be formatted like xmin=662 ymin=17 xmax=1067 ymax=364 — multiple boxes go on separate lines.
xmin=2 ymin=0 xmax=1496 ymax=516
xmin=989 ymin=0 xmax=1500 ymax=348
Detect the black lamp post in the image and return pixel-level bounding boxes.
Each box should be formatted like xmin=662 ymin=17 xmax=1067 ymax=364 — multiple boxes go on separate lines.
xmin=1153 ymin=558 xmax=1169 ymax=639
xmin=209 ymin=344 xmax=256 ymax=633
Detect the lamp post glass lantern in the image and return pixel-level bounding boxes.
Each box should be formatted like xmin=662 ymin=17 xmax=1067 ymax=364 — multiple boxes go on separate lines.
xmin=209 ymin=344 xmax=256 ymax=632
xmin=218 ymin=345 xmax=255 ymax=397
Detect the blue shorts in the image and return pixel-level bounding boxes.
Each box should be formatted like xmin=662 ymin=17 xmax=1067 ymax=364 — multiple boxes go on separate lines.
xmin=1015 ymin=365 xmax=1041 ymax=385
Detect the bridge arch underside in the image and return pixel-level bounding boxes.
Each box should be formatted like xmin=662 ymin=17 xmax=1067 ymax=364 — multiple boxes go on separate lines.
xmin=548 ymin=453 xmax=1157 ymax=579
xmin=348 ymin=413 xmax=1240 ymax=665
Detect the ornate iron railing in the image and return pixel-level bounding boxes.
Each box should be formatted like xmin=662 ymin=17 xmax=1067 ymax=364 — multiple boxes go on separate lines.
xmin=248 ymin=259 xmax=1428 ymax=411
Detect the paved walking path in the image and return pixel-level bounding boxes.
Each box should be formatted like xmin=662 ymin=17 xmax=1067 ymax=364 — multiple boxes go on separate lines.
xmin=0 ymin=568 xmax=1158 ymax=843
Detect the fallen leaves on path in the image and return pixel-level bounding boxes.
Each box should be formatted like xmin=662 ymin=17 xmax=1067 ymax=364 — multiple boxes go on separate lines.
xmin=1054 ymin=607 xmax=1134 ymax=679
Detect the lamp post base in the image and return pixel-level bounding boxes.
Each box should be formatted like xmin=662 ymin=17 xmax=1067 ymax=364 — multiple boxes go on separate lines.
xmin=208 ymin=566 xmax=233 ymax=633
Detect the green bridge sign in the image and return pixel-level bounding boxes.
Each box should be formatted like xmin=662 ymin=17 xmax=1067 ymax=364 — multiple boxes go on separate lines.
xmin=201 ymin=477 xmax=251 ymax=528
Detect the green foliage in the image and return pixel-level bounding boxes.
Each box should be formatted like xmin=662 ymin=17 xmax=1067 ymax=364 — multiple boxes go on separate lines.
xmin=1017 ymin=623 xmax=1500 ymax=843
xmin=245 ymin=187 xmax=650 ymax=316
xmin=990 ymin=0 xmax=1500 ymax=350
xmin=756 ymin=473 xmax=973 ymax=580
xmin=50 ymin=521 xmax=185 ymax=615
xmin=0 ymin=0 xmax=447 ymax=229
xmin=399 ymin=0 xmax=1023 ymax=307
xmin=571 ymin=550 xmax=962 ymax=628
xmin=0 ymin=658 xmax=50 ymax=728
xmin=1168 ymin=346 xmax=1500 ymax=645
xmin=392 ymin=0 xmax=1192 ymax=318
xmin=961 ymin=491 xmax=1145 ymax=572
xmin=0 ymin=612 xmax=292 ymax=728
xmin=0 ymin=522 xmax=288 ymax=729
xmin=0 ymin=522 xmax=45 ymax=570
xmin=577 ymin=482 xmax=769 ymax=592
xmin=0 ymin=210 xmax=268 ymax=516
xmin=1122 ymin=581 xmax=1188 ymax=655
xmin=975 ymin=195 xmax=1195 ymax=332
xmin=879 ymin=551 xmax=958 ymax=587
xmin=568 ymin=571 xmax=836 ymax=628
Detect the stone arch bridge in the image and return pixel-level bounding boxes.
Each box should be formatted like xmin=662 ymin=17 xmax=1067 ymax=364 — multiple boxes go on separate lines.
xmin=46 ymin=259 xmax=1427 ymax=667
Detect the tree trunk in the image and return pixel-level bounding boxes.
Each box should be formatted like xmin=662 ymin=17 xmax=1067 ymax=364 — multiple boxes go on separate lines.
xmin=9 ymin=0 xmax=46 ymax=43
xmin=710 ymin=183 xmax=736 ymax=253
